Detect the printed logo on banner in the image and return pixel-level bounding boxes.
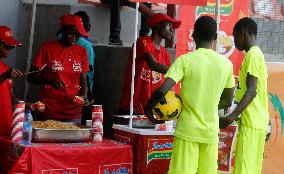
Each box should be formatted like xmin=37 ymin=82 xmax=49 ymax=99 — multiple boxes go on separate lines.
xmin=99 ymin=163 xmax=131 ymax=174
xmin=41 ymin=168 xmax=78 ymax=174
xmin=147 ymin=138 xmax=174 ymax=165
xmin=269 ymin=93 xmax=284 ymax=142
xmin=196 ymin=0 xmax=234 ymax=18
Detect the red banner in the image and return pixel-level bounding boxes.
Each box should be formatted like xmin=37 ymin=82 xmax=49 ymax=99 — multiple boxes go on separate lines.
xmin=130 ymin=0 xmax=207 ymax=6
xmin=147 ymin=138 xmax=173 ymax=164
xmin=177 ymin=0 xmax=250 ymax=75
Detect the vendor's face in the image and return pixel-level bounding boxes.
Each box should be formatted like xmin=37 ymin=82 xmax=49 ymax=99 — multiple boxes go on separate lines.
xmin=158 ymin=21 xmax=174 ymax=40
xmin=0 ymin=41 xmax=15 ymax=58
xmin=84 ymin=20 xmax=91 ymax=32
xmin=61 ymin=25 xmax=80 ymax=46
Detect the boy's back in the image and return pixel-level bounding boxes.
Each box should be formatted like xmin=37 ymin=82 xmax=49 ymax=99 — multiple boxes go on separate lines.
xmin=146 ymin=16 xmax=235 ymax=174
xmin=166 ymin=48 xmax=234 ymax=143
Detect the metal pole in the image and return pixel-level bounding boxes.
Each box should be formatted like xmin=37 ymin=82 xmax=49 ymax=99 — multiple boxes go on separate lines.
xmin=215 ymin=0 xmax=221 ymax=51
xmin=129 ymin=2 xmax=140 ymax=129
xmin=24 ymin=0 xmax=37 ymax=99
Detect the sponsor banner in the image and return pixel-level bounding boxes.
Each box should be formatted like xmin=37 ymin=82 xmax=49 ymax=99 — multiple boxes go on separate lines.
xmin=147 ymin=138 xmax=174 ymax=164
xmin=99 ymin=163 xmax=132 ymax=174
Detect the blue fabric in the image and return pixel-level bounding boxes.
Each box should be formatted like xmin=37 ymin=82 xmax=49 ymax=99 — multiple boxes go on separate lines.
xmin=77 ymin=37 xmax=95 ymax=93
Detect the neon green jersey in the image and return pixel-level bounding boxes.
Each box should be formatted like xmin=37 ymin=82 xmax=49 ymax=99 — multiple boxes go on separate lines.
xmin=235 ymin=46 xmax=269 ymax=130
xmin=165 ymin=48 xmax=235 ymax=143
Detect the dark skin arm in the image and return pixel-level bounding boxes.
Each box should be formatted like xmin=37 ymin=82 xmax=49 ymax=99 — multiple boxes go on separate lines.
xmin=27 ymin=65 xmax=49 ymax=85
xmin=80 ymin=72 xmax=89 ymax=106
xmin=0 ymin=68 xmax=23 ymax=85
xmin=220 ymin=73 xmax=258 ymax=128
xmin=218 ymin=88 xmax=235 ymax=109
xmin=145 ymin=78 xmax=176 ymax=124
xmin=27 ymin=65 xmax=65 ymax=89
xmin=143 ymin=52 xmax=169 ymax=74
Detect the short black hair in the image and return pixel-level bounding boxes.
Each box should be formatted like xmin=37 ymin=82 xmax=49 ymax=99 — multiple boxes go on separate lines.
xmin=233 ymin=17 xmax=257 ymax=36
xmin=74 ymin=11 xmax=90 ymax=30
xmin=193 ymin=16 xmax=217 ymax=41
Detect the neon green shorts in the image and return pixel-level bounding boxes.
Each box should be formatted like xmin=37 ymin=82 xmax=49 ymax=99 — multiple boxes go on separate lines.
xmin=233 ymin=124 xmax=267 ymax=174
xmin=168 ymin=137 xmax=218 ymax=174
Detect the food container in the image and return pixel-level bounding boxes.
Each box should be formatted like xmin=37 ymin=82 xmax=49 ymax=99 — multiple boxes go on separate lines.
xmin=32 ymin=127 xmax=92 ymax=143
xmin=113 ymin=115 xmax=155 ymax=128
xmin=132 ymin=116 xmax=155 ymax=128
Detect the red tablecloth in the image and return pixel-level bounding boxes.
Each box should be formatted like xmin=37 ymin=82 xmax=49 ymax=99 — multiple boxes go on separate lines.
xmin=0 ymin=136 xmax=133 ymax=174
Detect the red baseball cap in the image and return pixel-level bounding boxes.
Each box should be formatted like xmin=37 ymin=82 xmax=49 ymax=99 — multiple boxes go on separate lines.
xmin=0 ymin=26 xmax=22 ymax=47
xmin=147 ymin=13 xmax=181 ymax=29
xmin=60 ymin=14 xmax=88 ymax=37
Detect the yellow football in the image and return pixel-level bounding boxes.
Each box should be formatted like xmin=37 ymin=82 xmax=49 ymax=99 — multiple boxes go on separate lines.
xmin=152 ymin=90 xmax=183 ymax=121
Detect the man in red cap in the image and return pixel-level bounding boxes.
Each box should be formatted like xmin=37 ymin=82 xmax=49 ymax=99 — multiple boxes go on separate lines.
xmin=27 ymin=14 xmax=89 ymax=124
xmin=0 ymin=26 xmax=23 ymax=136
xmin=115 ymin=13 xmax=180 ymax=127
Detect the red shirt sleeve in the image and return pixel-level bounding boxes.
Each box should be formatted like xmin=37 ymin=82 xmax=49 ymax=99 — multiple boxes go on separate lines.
xmin=32 ymin=44 xmax=48 ymax=69
xmin=81 ymin=48 xmax=89 ymax=73
xmin=136 ymin=37 xmax=152 ymax=59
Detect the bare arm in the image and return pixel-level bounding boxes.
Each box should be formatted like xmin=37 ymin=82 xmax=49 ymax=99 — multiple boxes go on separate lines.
xmin=144 ymin=78 xmax=176 ymax=124
xmin=80 ymin=72 xmax=89 ymax=106
xmin=27 ymin=66 xmax=65 ymax=89
xmin=27 ymin=66 xmax=46 ymax=85
xmin=142 ymin=52 xmax=169 ymax=74
xmin=218 ymin=87 xmax=235 ymax=109
xmin=220 ymin=74 xmax=257 ymax=128
xmin=0 ymin=68 xmax=23 ymax=85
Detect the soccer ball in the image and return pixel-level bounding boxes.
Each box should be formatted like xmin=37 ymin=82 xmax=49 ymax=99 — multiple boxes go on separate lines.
xmin=152 ymin=91 xmax=183 ymax=121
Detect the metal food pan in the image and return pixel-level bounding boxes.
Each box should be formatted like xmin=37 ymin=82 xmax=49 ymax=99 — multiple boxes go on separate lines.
xmin=113 ymin=115 xmax=155 ymax=128
xmin=32 ymin=128 xmax=92 ymax=143
xmin=132 ymin=119 xmax=155 ymax=129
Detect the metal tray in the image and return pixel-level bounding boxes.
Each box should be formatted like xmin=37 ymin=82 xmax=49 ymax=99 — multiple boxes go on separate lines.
xmin=113 ymin=115 xmax=155 ymax=128
xmin=32 ymin=128 xmax=92 ymax=143
xmin=132 ymin=119 xmax=155 ymax=129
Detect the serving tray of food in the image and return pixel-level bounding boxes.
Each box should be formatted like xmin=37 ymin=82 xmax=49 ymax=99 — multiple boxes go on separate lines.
xmin=32 ymin=120 xmax=92 ymax=143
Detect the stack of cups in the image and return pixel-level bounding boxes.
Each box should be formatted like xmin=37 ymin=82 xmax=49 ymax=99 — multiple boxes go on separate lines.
xmin=11 ymin=101 xmax=25 ymax=143
xmin=92 ymin=105 xmax=103 ymax=141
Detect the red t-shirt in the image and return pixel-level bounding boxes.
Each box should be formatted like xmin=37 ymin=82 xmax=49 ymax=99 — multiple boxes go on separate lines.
xmin=0 ymin=60 xmax=13 ymax=136
xmin=32 ymin=40 xmax=89 ymax=119
xmin=120 ymin=36 xmax=171 ymax=114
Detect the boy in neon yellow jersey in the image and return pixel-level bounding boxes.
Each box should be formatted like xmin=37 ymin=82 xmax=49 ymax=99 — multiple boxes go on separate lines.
xmin=223 ymin=17 xmax=269 ymax=174
xmin=145 ymin=16 xmax=235 ymax=174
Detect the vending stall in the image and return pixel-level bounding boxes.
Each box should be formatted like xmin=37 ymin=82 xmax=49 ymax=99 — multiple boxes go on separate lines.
xmin=112 ymin=0 xmax=243 ymax=173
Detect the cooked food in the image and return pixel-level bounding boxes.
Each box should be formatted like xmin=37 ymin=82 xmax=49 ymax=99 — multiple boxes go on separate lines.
xmin=33 ymin=120 xmax=80 ymax=129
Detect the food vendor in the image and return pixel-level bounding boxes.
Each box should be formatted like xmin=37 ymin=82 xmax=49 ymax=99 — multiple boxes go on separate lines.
xmin=119 ymin=13 xmax=181 ymax=115
xmin=27 ymin=14 xmax=89 ymax=124
xmin=0 ymin=26 xmax=23 ymax=136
